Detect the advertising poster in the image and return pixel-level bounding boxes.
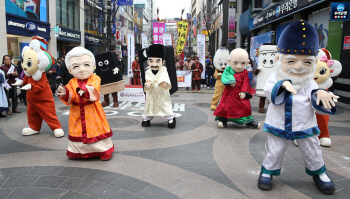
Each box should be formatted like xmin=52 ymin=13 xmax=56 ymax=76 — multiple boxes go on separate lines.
xmin=127 ymin=33 xmax=135 ymax=78
xmin=249 ymin=31 xmax=273 ymax=69
xmin=228 ymin=2 xmax=236 ymax=30
xmin=163 ymin=33 xmax=172 ymax=46
xmin=308 ymin=9 xmax=330 ymax=48
xmin=5 ymin=0 xmax=47 ymax=22
xmin=176 ymin=21 xmax=189 ymax=55
xmin=141 ymin=33 xmax=148 ymax=48
xmin=197 ymin=34 xmax=206 ymax=79
xmin=176 ymin=71 xmax=192 ymax=87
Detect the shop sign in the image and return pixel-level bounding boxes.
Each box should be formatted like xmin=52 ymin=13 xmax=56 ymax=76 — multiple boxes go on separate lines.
xmin=85 ymin=36 xmax=100 ymax=44
xmin=228 ymin=31 xmax=235 ymax=37
xmin=85 ymin=0 xmax=103 ymax=11
xmin=331 ymin=2 xmax=350 ymax=21
xmin=117 ymin=0 xmax=133 ymax=6
xmin=57 ymin=26 xmax=81 ymax=43
xmin=228 ymin=38 xmax=235 ymax=43
xmin=344 ymin=36 xmax=350 ymax=49
xmin=6 ymin=14 xmax=50 ymax=38
xmin=251 ymin=0 xmax=324 ymax=30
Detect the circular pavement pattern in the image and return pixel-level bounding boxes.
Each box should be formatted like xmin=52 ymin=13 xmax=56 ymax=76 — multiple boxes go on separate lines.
xmin=193 ymin=103 xmax=211 ymax=107
xmin=108 ymin=118 xmax=139 ymax=128
xmin=0 ymin=166 xmax=179 ymax=199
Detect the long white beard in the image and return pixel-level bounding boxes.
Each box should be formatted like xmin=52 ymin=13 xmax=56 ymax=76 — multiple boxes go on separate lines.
xmin=275 ymin=61 xmax=316 ymax=91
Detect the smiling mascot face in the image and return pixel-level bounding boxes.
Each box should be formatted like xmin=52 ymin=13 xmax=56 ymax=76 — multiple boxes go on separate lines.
xmin=21 ymin=39 xmax=52 ymax=81
xmin=315 ymin=49 xmax=342 ymax=89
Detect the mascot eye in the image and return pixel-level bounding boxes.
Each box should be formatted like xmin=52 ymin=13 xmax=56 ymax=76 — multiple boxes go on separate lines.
xmin=319 ymin=68 xmax=327 ymax=75
xmin=98 ymin=61 xmax=103 ymax=66
xmin=224 ymin=62 xmax=227 ymax=66
xmin=220 ymin=63 xmax=223 ymax=66
xmin=104 ymin=60 xmax=109 ymax=65
xmin=270 ymin=60 xmax=274 ymax=64
xmin=263 ymin=53 xmax=266 ymax=56
xmin=263 ymin=59 xmax=267 ymax=64
xmin=27 ymin=60 xmax=32 ymax=68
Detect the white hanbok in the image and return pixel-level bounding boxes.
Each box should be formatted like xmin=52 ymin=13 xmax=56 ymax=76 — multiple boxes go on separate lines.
xmin=0 ymin=69 xmax=8 ymax=112
xmin=143 ymin=66 xmax=174 ymax=120
xmin=261 ymin=72 xmax=335 ymax=176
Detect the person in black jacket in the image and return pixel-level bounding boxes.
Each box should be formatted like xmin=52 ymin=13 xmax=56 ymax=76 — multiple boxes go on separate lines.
xmin=60 ymin=57 xmax=74 ymax=85
xmin=206 ymin=56 xmax=215 ymax=89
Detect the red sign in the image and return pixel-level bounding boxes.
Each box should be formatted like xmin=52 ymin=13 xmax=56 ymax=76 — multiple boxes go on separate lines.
xmin=116 ymin=31 xmax=120 ymax=40
xmin=344 ymin=36 xmax=350 ymax=49
xmin=228 ymin=32 xmax=235 ymax=37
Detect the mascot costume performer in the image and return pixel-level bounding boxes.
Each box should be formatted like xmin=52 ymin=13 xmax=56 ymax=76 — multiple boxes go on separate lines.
xmin=139 ymin=44 xmax=178 ymax=128
xmin=12 ymin=37 xmax=64 ymax=138
xmin=210 ymin=44 xmax=229 ymax=111
xmin=57 ymin=47 xmax=114 ymax=160
xmin=314 ymin=49 xmax=342 ymax=146
xmin=213 ymin=48 xmax=260 ymax=129
xmin=258 ymin=20 xmax=338 ymax=195
xmin=95 ymin=52 xmax=125 ymax=107
xmin=254 ymin=43 xmax=278 ymax=113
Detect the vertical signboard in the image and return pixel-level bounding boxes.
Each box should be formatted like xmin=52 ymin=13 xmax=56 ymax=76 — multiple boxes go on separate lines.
xmin=176 ymin=21 xmax=189 ymax=55
xmin=141 ymin=33 xmax=148 ymax=48
xmin=163 ymin=33 xmax=172 ymax=46
xmin=228 ymin=2 xmax=236 ymax=31
xmin=197 ymin=34 xmax=206 ymax=79
xmin=127 ymin=33 xmax=135 ymax=78
xmin=153 ymin=22 xmax=165 ymax=44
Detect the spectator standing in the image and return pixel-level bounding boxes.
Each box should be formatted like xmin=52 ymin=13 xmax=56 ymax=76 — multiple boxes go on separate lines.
xmin=60 ymin=57 xmax=74 ymax=85
xmin=206 ymin=56 xmax=215 ymax=89
xmin=178 ymin=56 xmax=184 ymax=70
xmin=0 ymin=55 xmax=20 ymax=114
xmin=175 ymin=57 xmax=181 ymax=71
xmin=191 ymin=57 xmax=203 ymax=92
xmin=46 ymin=63 xmax=57 ymax=96
xmin=132 ymin=55 xmax=141 ymax=85
xmin=183 ymin=55 xmax=194 ymax=71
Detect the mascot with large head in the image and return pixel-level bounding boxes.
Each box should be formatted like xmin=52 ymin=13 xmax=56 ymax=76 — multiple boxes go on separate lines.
xmin=12 ymin=36 xmax=64 ymax=138
xmin=210 ymin=44 xmax=230 ymax=110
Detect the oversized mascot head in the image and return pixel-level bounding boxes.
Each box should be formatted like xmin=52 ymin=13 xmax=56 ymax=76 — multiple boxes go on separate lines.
xmin=213 ymin=44 xmax=230 ymax=72
xmin=21 ymin=36 xmax=55 ymax=81
xmin=314 ymin=48 xmax=342 ymax=89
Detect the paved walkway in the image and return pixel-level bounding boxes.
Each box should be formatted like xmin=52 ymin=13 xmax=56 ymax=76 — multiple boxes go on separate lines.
xmin=1 ymin=86 xmax=350 ymax=198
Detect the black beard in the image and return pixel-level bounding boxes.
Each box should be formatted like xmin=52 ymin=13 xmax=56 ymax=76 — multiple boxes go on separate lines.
xmin=151 ymin=70 xmax=158 ymax=75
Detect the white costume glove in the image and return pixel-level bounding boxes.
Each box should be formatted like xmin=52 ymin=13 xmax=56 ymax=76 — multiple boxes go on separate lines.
xmin=11 ymin=79 xmax=24 ymax=86
xmin=57 ymin=86 xmax=66 ymax=97
xmin=113 ymin=67 xmax=119 ymax=74
xmin=78 ymin=90 xmax=85 ymax=96
xmin=217 ymin=73 xmax=222 ymax=76
xmin=282 ymin=81 xmax=297 ymax=95
xmin=21 ymin=84 xmax=32 ymax=90
xmin=316 ymin=90 xmax=339 ymax=109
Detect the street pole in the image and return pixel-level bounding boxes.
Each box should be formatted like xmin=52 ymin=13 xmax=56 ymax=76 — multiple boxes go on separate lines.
xmin=106 ymin=0 xmax=112 ymax=51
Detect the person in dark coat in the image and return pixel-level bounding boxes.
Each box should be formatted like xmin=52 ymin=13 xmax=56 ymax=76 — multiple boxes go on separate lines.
xmin=46 ymin=64 xmax=57 ymax=96
xmin=60 ymin=57 xmax=74 ymax=85
xmin=206 ymin=56 xmax=215 ymax=89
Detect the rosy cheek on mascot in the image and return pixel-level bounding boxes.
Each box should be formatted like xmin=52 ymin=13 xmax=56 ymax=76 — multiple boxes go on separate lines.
xmin=12 ymin=37 xmax=64 ymax=138
xmin=314 ymin=49 xmax=342 ymax=147
xmin=213 ymin=48 xmax=260 ymax=129
xmin=57 ymin=47 xmax=114 ymax=161
xmin=257 ymin=20 xmax=339 ymax=195
xmin=210 ymin=44 xmax=229 ymax=111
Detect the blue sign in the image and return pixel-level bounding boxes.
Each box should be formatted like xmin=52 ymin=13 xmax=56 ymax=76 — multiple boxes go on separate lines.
xmin=6 ymin=13 xmax=50 ymax=38
xmin=331 ymin=2 xmax=350 ymax=21
xmin=187 ymin=13 xmax=191 ymax=21
xmin=26 ymin=22 xmax=36 ymax=33
xmin=117 ymin=0 xmax=133 ymax=6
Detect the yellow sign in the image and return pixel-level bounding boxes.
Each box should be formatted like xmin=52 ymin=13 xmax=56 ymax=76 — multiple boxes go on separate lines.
xmin=176 ymin=21 xmax=189 ymax=55
xmin=202 ymin=30 xmax=210 ymax=35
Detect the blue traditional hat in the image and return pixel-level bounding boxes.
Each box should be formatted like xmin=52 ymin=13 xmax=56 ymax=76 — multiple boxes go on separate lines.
xmin=277 ymin=20 xmax=319 ymax=56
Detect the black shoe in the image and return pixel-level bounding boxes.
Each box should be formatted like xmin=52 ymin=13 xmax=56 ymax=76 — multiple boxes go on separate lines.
xmin=186 ymin=87 xmax=189 ymax=90
xmin=246 ymin=121 xmax=260 ymax=129
xmin=168 ymin=117 xmax=176 ymax=128
xmin=313 ymin=173 xmax=336 ymax=195
xmin=258 ymin=172 xmax=273 ymax=191
xmin=142 ymin=120 xmax=150 ymax=127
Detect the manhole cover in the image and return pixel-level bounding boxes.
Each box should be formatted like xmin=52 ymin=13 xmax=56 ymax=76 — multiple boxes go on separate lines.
xmin=58 ymin=106 xmax=70 ymax=111
xmin=108 ymin=118 xmax=139 ymax=128
xmin=171 ymin=94 xmax=180 ymax=98
xmin=193 ymin=103 xmax=211 ymax=107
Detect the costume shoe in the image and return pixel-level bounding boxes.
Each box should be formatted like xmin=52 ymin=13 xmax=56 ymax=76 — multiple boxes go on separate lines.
xmin=313 ymin=173 xmax=336 ymax=194
xmin=142 ymin=120 xmax=151 ymax=127
xmin=320 ymin=137 xmax=331 ymax=147
xmin=217 ymin=121 xmax=227 ymax=128
xmin=54 ymin=129 xmax=64 ymax=138
xmin=112 ymin=93 xmax=119 ymax=107
xmin=258 ymin=172 xmax=273 ymax=191
xmin=22 ymin=128 xmax=40 ymax=136
xmin=168 ymin=117 xmax=176 ymax=128
xmin=294 ymin=139 xmax=298 ymax=146
xmin=210 ymin=105 xmax=216 ymax=111
xmin=100 ymin=154 xmax=112 ymax=161
xmin=101 ymin=94 xmax=110 ymax=107
xmin=246 ymin=121 xmax=260 ymax=129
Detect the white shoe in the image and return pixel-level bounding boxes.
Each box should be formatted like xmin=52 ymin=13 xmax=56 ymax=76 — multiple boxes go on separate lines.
xmin=54 ymin=129 xmax=64 ymax=138
xmin=22 ymin=127 xmax=40 ymax=136
xmin=293 ymin=139 xmax=298 ymax=146
xmin=320 ymin=137 xmax=331 ymax=147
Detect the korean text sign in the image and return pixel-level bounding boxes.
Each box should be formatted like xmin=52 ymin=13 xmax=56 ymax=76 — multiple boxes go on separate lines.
xmin=176 ymin=21 xmax=189 ymax=55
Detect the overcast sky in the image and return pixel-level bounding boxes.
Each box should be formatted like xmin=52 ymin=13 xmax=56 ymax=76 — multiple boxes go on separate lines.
xmin=155 ymin=0 xmax=192 ymax=19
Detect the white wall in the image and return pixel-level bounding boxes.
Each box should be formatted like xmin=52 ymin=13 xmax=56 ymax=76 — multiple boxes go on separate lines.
xmin=0 ymin=0 xmax=8 ymax=57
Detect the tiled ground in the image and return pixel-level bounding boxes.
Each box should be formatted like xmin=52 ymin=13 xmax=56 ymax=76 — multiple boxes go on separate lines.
xmin=1 ymin=81 xmax=350 ymax=198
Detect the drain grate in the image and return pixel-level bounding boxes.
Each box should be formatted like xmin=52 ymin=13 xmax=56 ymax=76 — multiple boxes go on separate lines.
xmin=108 ymin=118 xmax=139 ymax=128
xmin=193 ymin=103 xmax=211 ymax=107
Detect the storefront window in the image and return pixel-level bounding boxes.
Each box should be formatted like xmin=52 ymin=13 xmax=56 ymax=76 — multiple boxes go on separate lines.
xmin=7 ymin=35 xmax=35 ymax=64
xmin=84 ymin=0 xmax=103 ymax=37
xmin=56 ymin=0 xmax=80 ymax=31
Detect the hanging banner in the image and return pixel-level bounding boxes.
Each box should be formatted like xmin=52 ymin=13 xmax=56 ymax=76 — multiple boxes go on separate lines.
xmin=141 ymin=33 xmax=148 ymax=48
xmin=127 ymin=33 xmax=135 ymax=78
xmin=176 ymin=21 xmax=189 ymax=55
xmin=176 ymin=71 xmax=192 ymax=87
xmin=153 ymin=22 xmax=165 ymax=44
xmin=228 ymin=2 xmax=236 ymax=31
xmin=197 ymin=34 xmax=206 ymax=79
xmin=163 ymin=33 xmax=172 ymax=46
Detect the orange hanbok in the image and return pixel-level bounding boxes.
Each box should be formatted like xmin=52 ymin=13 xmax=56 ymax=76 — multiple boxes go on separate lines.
xmin=60 ymin=74 xmax=114 ymax=158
